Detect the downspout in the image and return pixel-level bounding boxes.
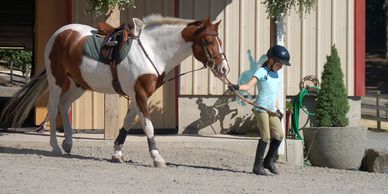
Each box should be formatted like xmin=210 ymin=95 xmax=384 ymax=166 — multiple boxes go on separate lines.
xmin=276 ymin=16 xmax=286 ymax=155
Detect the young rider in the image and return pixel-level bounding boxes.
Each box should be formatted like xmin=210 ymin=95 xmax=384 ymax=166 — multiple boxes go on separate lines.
xmin=228 ymin=45 xmax=291 ymax=175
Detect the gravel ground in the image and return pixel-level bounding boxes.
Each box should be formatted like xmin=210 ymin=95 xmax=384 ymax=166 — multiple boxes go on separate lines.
xmin=1 ymin=132 xmax=388 ymax=194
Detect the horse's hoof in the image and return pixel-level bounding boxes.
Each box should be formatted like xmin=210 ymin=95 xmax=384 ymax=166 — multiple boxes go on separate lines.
xmin=62 ymin=140 xmax=72 ymax=154
xmin=52 ymin=147 xmax=62 ymax=154
xmin=153 ymin=160 xmax=167 ymax=168
xmin=112 ymin=154 xmax=125 ymax=163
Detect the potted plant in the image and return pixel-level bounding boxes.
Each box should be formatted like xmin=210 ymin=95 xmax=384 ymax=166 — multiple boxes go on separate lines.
xmin=303 ymin=45 xmax=367 ymax=170
xmin=83 ymin=0 xmax=136 ymax=16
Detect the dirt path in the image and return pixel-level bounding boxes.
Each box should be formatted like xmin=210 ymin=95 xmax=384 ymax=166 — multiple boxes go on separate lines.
xmin=1 ymin=132 xmax=388 ymax=194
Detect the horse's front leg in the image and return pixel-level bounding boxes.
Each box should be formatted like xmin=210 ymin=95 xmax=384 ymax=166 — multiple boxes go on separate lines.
xmin=135 ymin=95 xmax=166 ymax=168
xmin=112 ymin=102 xmax=137 ymax=163
xmin=139 ymin=113 xmax=166 ymax=167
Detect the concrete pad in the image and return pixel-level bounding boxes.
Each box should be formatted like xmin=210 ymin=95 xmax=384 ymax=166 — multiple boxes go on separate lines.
xmin=285 ymin=139 xmax=304 ymax=166
xmin=0 ymin=86 xmax=21 ymax=97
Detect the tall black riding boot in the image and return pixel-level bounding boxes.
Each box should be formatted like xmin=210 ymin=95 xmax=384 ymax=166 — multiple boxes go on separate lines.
xmin=252 ymin=140 xmax=268 ymax=175
xmin=264 ymin=139 xmax=282 ymax=174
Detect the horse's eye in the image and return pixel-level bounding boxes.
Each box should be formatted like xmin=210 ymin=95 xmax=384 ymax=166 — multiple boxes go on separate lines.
xmin=205 ymin=41 xmax=213 ymax=45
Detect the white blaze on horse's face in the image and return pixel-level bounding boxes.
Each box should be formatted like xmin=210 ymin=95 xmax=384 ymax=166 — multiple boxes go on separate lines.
xmin=215 ymin=36 xmax=229 ymax=76
xmin=182 ymin=18 xmax=230 ymax=77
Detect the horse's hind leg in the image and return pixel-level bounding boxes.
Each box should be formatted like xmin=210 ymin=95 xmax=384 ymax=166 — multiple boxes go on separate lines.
xmin=58 ymin=80 xmax=85 ymax=154
xmin=112 ymin=102 xmax=137 ymax=163
xmin=47 ymin=84 xmax=62 ymax=154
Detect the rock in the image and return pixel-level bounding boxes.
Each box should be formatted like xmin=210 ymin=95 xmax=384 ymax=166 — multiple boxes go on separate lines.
xmin=365 ymin=149 xmax=388 ymax=173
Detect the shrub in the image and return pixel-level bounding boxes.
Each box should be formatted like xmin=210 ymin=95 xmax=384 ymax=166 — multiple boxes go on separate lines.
xmin=0 ymin=49 xmax=32 ymax=74
xmin=316 ymin=45 xmax=349 ymax=127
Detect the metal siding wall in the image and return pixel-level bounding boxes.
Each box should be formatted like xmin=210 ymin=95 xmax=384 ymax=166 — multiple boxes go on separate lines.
xmin=210 ymin=0 xmax=227 ymax=94
xmin=286 ymin=9 xmax=302 ymax=94
xmin=286 ymin=0 xmax=355 ymax=96
xmin=179 ymin=0 xmax=194 ymax=95
xmin=194 ymin=0 xmax=211 ymax=94
xmin=71 ymin=0 xmax=175 ymax=130
xmin=224 ymin=1 xmax=240 ymax=94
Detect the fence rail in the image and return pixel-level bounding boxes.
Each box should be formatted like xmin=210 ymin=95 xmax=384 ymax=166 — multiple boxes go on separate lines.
xmin=0 ymin=61 xmax=30 ymax=85
xmin=361 ymin=91 xmax=388 ymax=129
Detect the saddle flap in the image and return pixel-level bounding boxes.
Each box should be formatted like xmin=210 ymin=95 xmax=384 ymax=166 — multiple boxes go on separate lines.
xmin=97 ymin=22 xmax=116 ymax=36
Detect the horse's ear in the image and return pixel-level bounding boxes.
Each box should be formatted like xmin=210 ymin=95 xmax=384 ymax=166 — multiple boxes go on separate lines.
xmin=131 ymin=18 xmax=144 ymax=37
xmin=214 ymin=20 xmax=222 ymax=28
xmin=204 ymin=17 xmax=211 ymax=25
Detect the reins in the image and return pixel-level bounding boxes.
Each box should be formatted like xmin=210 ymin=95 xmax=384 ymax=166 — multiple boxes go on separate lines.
xmin=162 ymin=66 xmax=207 ymax=84
xmin=136 ymin=35 xmax=162 ymax=77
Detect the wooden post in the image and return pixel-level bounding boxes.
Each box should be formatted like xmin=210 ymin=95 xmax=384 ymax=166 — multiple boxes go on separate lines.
xmin=10 ymin=61 xmax=14 ymax=84
xmin=104 ymin=6 xmax=120 ymax=140
xmin=385 ymin=0 xmax=388 ymax=58
xmin=25 ymin=64 xmax=30 ymax=83
xmin=376 ymin=91 xmax=381 ymax=130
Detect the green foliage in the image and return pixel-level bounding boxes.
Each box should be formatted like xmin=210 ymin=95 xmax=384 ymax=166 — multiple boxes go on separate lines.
xmin=84 ymin=0 xmax=136 ymax=16
xmin=316 ymin=45 xmax=349 ymax=127
xmin=0 ymin=49 xmax=32 ymax=73
xmin=262 ymin=0 xmax=316 ymax=22
xmin=286 ymin=101 xmax=293 ymax=112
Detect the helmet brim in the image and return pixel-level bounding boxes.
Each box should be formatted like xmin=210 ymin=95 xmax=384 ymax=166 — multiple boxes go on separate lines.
xmin=283 ymin=62 xmax=291 ymax=66
xmin=276 ymin=59 xmax=291 ymax=66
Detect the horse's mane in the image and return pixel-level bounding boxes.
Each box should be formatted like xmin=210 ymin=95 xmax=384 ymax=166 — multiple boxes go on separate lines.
xmin=142 ymin=14 xmax=194 ymax=28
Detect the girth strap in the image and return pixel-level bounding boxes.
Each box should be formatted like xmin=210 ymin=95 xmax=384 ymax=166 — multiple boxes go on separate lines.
xmin=103 ymin=29 xmax=127 ymax=96
xmin=109 ymin=59 xmax=126 ymax=96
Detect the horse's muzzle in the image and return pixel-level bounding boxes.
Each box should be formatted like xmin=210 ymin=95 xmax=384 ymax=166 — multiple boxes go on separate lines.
xmin=214 ymin=61 xmax=229 ymax=76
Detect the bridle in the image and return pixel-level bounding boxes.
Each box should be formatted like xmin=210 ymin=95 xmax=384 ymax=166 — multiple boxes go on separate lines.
xmin=158 ymin=34 xmax=229 ymax=84
xmin=199 ymin=36 xmax=228 ymax=77
xmin=200 ymin=38 xmax=227 ymax=67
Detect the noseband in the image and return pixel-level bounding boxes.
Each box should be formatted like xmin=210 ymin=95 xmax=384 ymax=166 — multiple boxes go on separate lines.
xmin=199 ymin=36 xmax=227 ymax=71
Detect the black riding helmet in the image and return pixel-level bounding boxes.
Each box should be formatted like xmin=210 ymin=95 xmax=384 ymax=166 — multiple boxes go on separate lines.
xmin=266 ymin=45 xmax=291 ymax=66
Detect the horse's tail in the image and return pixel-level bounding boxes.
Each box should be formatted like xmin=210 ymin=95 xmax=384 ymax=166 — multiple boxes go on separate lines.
xmin=0 ymin=69 xmax=48 ymax=127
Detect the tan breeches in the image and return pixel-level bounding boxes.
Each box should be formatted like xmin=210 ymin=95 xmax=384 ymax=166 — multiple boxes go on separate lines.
xmin=253 ymin=110 xmax=285 ymax=143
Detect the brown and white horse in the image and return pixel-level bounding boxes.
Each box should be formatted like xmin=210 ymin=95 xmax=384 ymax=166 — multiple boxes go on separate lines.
xmin=1 ymin=15 xmax=229 ymax=167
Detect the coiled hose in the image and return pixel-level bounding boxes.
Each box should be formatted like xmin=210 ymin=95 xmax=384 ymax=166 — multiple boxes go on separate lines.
xmin=291 ymin=86 xmax=320 ymax=140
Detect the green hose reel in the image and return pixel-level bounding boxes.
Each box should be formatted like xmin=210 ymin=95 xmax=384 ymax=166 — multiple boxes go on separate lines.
xmin=291 ymin=76 xmax=320 ymax=140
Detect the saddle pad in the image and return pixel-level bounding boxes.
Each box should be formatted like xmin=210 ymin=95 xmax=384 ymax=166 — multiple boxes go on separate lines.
xmin=82 ymin=34 xmax=132 ymax=64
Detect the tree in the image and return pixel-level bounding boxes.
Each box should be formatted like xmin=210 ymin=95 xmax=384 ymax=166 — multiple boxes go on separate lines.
xmin=316 ymin=45 xmax=349 ymax=127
